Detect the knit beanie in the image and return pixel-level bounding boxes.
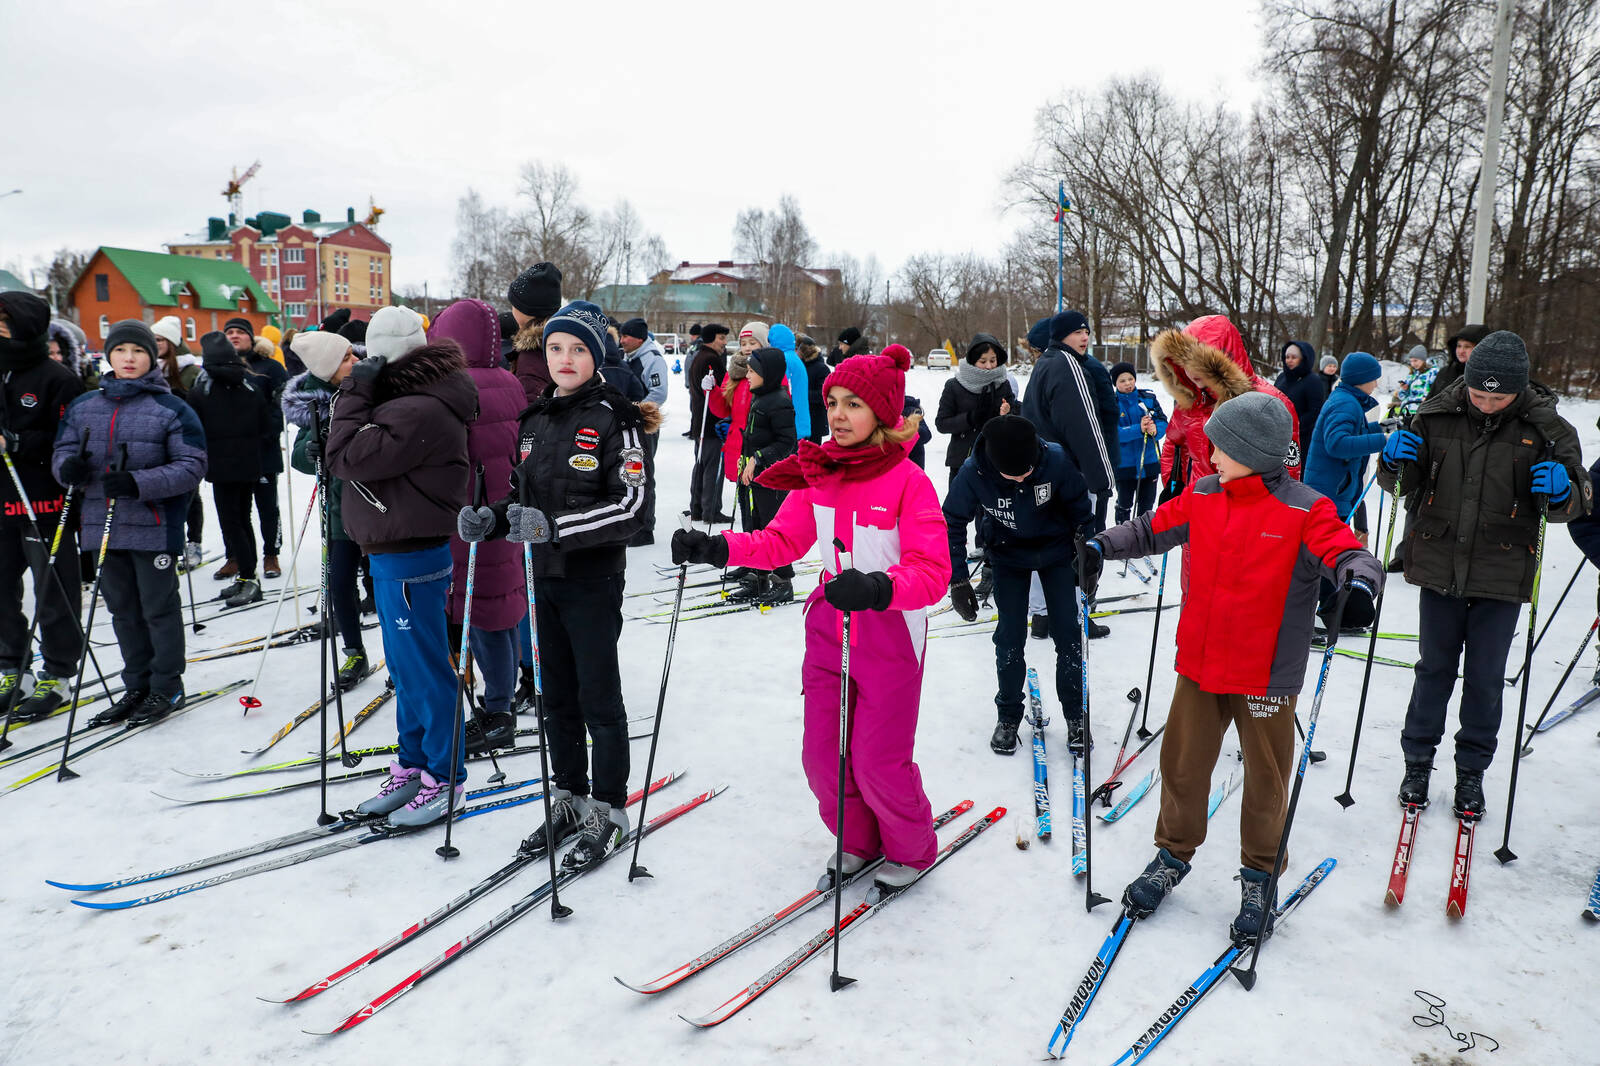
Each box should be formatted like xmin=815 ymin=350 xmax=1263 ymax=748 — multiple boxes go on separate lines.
xmin=727 ymin=350 xmax=750 ymax=379
xmin=1050 ymin=309 xmax=1090 ymax=343
xmin=1339 ymin=352 xmax=1382 ymax=386
xmin=223 ymin=316 xmax=254 ymax=340
xmin=740 ymin=321 xmax=769 ymax=348
xmin=1406 ymin=344 xmax=1429 ymax=364
xmin=295 ymin=330 xmax=353 ymax=383
xmin=366 ymin=306 xmax=428 ymax=362
xmin=619 ymin=317 xmax=649 ymax=341
xmin=508 ymin=262 xmax=563 ymax=319
xmin=198 ymin=331 xmax=237 ymax=365
xmin=151 ymin=315 xmax=183 ymax=347
xmin=1109 ymin=361 xmax=1137 ymax=383
xmin=320 ymin=308 xmax=352 ymax=335
xmin=1465 ymin=331 xmax=1528 ymax=394
xmin=701 ymin=322 xmax=729 ymax=343
xmin=339 ymin=318 xmax=368 ymax=344
xmin=982 ymin=415 xmax=1039 ymax=477
xmin=1026 ymin=317 xmax=1051 ymax=353
xmin=105 ymin=319 xmax=160 ymax=363
xmin=1320 ymin=354 xmax=1339 ymax=373
xmin=543 ymin=300 xmax=609 ymax=362
xmin=837 ymin=326 xmax=862 ymax=347
xmin=823 ymin=344 xmax=913 ymax=428
xmin=1206 ymin=392 xmax=1292 ymax=474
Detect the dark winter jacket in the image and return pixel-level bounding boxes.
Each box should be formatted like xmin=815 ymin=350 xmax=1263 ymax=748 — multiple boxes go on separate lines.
xmin=801 ymin=346 xmax=829 ymax=444
xmin=0 ymin=349 xmax=83 ymax=529
xmin=1378 ymin=378 xmax=1591 ymax=603
xmin=1303 ymin=381 xmax=1385 ymax=521
xmin=327 ymin=345 xmax=478 ymax=555
xmin=740 ymin=348 xmax=797 ymax=474
xmin=1273 ymin=341 xmax=1326 ymax=443
xmin=1113 ymin=387 xmax=1167 ymax=476
xmin=1426 ymin=324 xmax=1492 ymax=400
xmin=1567 ymin=455 xmax=1600 ymax=568
xmin=430 ymin=299 xmax=527 ymax=632
xmin=491 ymin=373 xmax=660 ymax=580
xmin=686 ymin=342 xmax=726 ymax=436
xmin=627 ymin=336 xmax=671 ymax=406
xmin=285 ymin=372 xmax=348 ymax=544
xmin=246 ymin=339 xmax=288 ymax=476
xmin=512 ymin=321 xmax=552 ymax=405
xmin=905 ymin=394 xmax=932 ymax=469
xmin=943 ymin=436 xmax=1094 ymax=583
xmin=1082 ymin=352 xmax=1120 ymax=463
xmin=1098 ymin=467 xmax=1382 ymax=696
xmin=1020 ymin=345 xmax=1115 ymax=494
xmin=600 ymin=337 xmax=647 ymax=402
xmin=935 ymin=364 xmax=1016 ymax=471
xmin=187 ymin=359 xmax=274 ymax=484
xmin=52 ymin=364 xmax=208 ymax=554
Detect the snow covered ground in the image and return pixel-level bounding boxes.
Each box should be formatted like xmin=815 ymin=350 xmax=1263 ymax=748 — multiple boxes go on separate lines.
xmin=3 ymin=364 xmax=1596 ymax=1065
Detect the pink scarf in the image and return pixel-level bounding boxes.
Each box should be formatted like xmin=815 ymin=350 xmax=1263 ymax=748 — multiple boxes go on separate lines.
xmin=757 ymin=434 xmax=911 ymax=492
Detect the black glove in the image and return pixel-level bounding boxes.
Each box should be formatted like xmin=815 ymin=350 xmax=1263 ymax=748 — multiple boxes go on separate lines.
xmin=1319 ymin=578 xmax=1376 ymax=635
xmin=1076 ymin=536 xmax=1104 ymax=600
xmin=304 ymin=437 xmax=324 ymax=464
xmin=57 ymin=454 xmax=92 ymax=487
xmin=670 ymin=528 xmax=729 ymax=567
xmin=824 ymin=568 xmax=894 ymax=612
xmin=950 ymin=580 xmax=979 ymax=623
xmin=103 ymin=470 xmax=139 ymax=499
xmin=348 ymin=355 xmax=387 ymax=388
xmin=2 ymin=429 xmax=18 ymax=455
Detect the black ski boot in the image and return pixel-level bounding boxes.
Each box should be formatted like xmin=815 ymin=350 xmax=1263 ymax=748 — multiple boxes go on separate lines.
xmin=1066 ymin=715 xmax=1089 ymax=756
xmin=1398 ymin=760 xmax=1432 ymax=808
xmin=727 ymin=574 xmax=766 ymax=603
xmin=562 ymin=799 xmax=629 ymax=868
xmin=464 ymin=710 xmax=516 ymax=754
xmin=88 ymin=689 xmax=148 ymax=728
xmin=16 ymin=674 xmax=69 ymax=722
xmin=336 ymin=650 xmax=372 ymax=692
xmin=127 ymin=690 xmax=185 ymax=727
xmin=1123 ymin=848 xmax=1190 ymax=918
xmin=1230 ymin=867 xmax=1276 ymax=943
xmin=1030 ymin=614 xmax=1049 ymax=640
xmin=753 ymin=575 xmax=794 ymax=607
xmin=1453 ymin=767 xmax=1487 ymax=821
xmin=222 ymin=577 xmax=262 ymax=608
xmin=517 ymin=788 xmax=584 ymax=858
xmin=724 ymin=566 xmax=754 ymax=583
xmin=973 ymin=560 xmax=993 ymax=604
xmin=1087 ymin=618 xmax=1111 ymax=639
xmin=513 ymin=665 xmax=537 ymax=713
xmin=990 ymin=719 xmax=1020 ymax=755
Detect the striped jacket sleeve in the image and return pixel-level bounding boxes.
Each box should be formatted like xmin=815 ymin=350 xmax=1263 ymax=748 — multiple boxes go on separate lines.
xmin=550 ymin=406 xmax=648 ymax=550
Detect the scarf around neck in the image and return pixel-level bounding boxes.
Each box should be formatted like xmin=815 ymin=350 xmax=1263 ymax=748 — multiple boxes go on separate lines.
xmin=954 ymin=360 xmax=1009 ymax=394
xmin=757 ymin=433 xmax=910 ymax=491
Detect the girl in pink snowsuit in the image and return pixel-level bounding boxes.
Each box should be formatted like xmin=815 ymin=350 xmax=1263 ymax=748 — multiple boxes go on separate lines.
xmin=673 ymin=344 xmax=950 ymax=880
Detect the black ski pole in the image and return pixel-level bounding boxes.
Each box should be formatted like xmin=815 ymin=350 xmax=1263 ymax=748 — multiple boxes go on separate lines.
xmin=1495 ymin=444 xmax=1555 ymax=866
xmin=1136 ymin=547 xmax=1169 ymax=741
xmin=58 ymin=443 xmax=126 ymax=782
xmin=829 ymin=537 xmax=856 ymax=992
xmin=1506 ymin=557 xmax=1583 ymax=686
xmin=629 ymin=516 xmax=692 ymax=881
xmin=183 ymin=544 xmax=206 ymax=634
xmin=1293 ymin=712 xmax=1326 ymax=763
xmin=1518 ymin=616 xmax=1598 ymax=756
xmin=1077 ymin=543 xmax=1110 ymax=912
xmin=313 ymin=405 xmax=354 ymax=769
xmin=1335 ymin=482 xmax=1402 ymax=808
xmin=313 ymin=503 xmax=336 ymax=826
xmin=1231 ymin=586 xmax=1350 ymax=990
xmin=436 ymin=466 xmax=484 ymax=860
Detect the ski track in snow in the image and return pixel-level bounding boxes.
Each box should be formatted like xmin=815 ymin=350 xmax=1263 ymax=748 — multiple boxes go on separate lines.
xmin=1 ymin=366 xmax=1593 ymax=1064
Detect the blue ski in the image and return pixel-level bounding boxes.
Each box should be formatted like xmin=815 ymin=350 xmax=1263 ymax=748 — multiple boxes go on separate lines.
xmin=1584 ymin=865 xmax=1600 ymax=922
xmin=1045 ymin=910 xmax=1135 ymax=1057
xmin=1100 ymin=770 xmax=1158 ymax=823
xmin=1027 ymin=667 xmax=1051 ymax=841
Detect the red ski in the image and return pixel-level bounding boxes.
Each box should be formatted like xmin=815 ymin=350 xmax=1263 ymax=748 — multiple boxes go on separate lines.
xmin=1385 ymin=804 xmax=1423 ymax=906
xmin=1445 ymin=818 xmax=1475 ymax=918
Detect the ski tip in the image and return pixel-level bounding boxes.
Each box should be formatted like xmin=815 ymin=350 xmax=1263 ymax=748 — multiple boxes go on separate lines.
xmin=70 ymin=897 xmax=126 ymax=910
xmin=613 ymin=976 xmax=650 ymax=995
xmin=45 ymin=878 xmax=102 ymax=892
xmin=149 ymin=792 xmax=195 ymax=805
xmin=1582 ymin=910 xmax=1599 ymax=923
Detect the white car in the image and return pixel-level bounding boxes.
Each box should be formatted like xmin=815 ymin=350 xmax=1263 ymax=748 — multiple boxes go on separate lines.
xmin=927 ymin=347 xmax=952 ymax=370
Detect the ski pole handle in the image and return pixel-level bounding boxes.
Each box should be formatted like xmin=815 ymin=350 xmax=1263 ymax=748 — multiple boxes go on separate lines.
xmin=833 ymin=536 xmax=851 ymax=572
xmin=472 ymin=463 xmax=485 ymax=509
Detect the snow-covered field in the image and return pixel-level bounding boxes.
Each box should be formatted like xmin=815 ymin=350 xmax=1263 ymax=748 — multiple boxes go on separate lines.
xmin=3 ymin=364 xmax=1595 ymax=1065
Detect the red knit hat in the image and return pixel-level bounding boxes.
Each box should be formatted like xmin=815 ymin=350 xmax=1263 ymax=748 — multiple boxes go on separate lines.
xmin=823 ymin=343 xmax=912 ymax=427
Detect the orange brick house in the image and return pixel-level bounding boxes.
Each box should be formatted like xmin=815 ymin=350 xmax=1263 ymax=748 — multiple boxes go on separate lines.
xmin=69 ymin=247 xmax=278 ymax=351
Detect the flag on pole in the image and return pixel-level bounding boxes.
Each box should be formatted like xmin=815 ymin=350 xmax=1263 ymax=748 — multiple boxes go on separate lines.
xmin=1053 ymin=190 xmax=1073 ymax=223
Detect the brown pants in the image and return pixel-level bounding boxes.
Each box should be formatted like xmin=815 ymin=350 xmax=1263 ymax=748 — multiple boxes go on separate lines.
xmin=1155 ymin=674 xmax=1297 ymax=873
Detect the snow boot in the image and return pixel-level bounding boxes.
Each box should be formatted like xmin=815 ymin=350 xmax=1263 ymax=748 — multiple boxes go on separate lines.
xmin=1230 ymin=867 xmax=1277 ymax=943
xmin=513 ymin=665 xmax=537 ymax=713
xmin=1123 ymin=848 xmax=1190 ymax=918
xmin=1398 ymin=760 xmax=1432 ymax=808
xmin=1030 ymin=613 xmax=1049 ymax=640
xmin=973 ymin=560 xmax=993 ymax=604
xmin=753 ymin=575 xmax=794 ymax=607
xmin=356 ymin=760 xmax=423 ymax=816
xmin=463 ymin=710 xmax=515 ymax=755
xmin=816 ymin=850 xmax=872 ymax=892
xmin=990 ymin=719 xmax=1020 ymax=755
xmin=180 ymin=542 xmax=204 ymax=572
xmin=87 ymin=689 xmax=147 ymax=728
xmin=727 ymin=573 xmax=766 ymax=603
xmin=16 ymin=674 xmax=70 ymax=722
xmin=336 ymin=650 xmax=372 ymax=692
xmin=213 ymin=558 xmax=237 ymax=581
xmin=263 ymin=555 xmax=282 ymax=579
xmin=562 ymin=798 xmax=629 ymax=868
xmin=1066 ymin=715 xmax=1089 ymax=755
xmin=222 ymin=578 xmax=263 ymax=608
xmin=127 ymin=690 xmax=185 ymax=727
xmin=1453 ymin=767 xmax=1487 ymax=821
xmin=388 ymin=770 xmax=461 ymax=828
xmin=865 ymin=861 xmax=923 ymax=904
xmin=518 ymin=788 xmax=586 ymax=857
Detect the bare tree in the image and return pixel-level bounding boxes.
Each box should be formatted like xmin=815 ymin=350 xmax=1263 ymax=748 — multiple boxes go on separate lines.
xmin=733 ymin=194 xmax=819 ymax=325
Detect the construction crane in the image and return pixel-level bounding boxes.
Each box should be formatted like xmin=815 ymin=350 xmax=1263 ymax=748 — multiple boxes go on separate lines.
xmin=223 ymin=161 xmax=260 ymax=220
xmin=364 ymin=195 xmax=385 ymax=227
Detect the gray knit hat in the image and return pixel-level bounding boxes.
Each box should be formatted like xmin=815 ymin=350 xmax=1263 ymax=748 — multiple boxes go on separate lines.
xmin=1206 ymin=392 xmax=1292 ymax=474
xmin=1464 ymin=330 xmax=1528 ymax=394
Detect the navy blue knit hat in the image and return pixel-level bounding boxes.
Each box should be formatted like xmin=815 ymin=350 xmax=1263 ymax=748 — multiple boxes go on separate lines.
xmin=1339 ymin=352 xmax=1382 ymax=386
xmin=1026 ymin=317 xmax=1051 ymax=353
xmin=1050 ymin=310 xmax=1090 ymax=343
xmin=544 ymin=301 xmax=608 ymax=360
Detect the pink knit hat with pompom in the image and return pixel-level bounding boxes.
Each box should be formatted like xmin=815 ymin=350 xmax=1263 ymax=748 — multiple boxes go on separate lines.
xmin=822 ymin=343 xmax=913 ymax=427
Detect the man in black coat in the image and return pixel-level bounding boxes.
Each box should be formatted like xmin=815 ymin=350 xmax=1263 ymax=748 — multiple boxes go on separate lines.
xmin=687 ymin=324 xmax=731 ymax=522
xmin=223 ymin=317 xmax=288 ymax=578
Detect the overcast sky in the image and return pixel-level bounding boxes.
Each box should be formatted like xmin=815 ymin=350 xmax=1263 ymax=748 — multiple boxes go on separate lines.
xmin=2 ymin=0 xmax=1262 ymax=295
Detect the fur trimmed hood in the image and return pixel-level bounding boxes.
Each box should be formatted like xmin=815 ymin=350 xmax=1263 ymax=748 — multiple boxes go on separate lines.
xmin=282 ymin=370 xmax=334 ymax=429
xmin=1152 ymin=315 xmax=1255 ymax=411
xmin=47 ymin=320 xmax=83 ymax=375
xmin=372 ymin=342 xmax=477 ymax=420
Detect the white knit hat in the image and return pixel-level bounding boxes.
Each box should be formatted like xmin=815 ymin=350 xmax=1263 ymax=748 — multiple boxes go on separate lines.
xmin=365 ymin=306 xmax=427 ymax=362
xmin=151 ymin=316 xmax=183 ymax=346
xmin=295 ymin=330 xmax=353 ymax=383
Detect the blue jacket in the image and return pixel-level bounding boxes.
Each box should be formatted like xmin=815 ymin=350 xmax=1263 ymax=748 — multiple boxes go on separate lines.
xmin=1569 ymin=456 xmax=1600 ymax=567
xmin=1020 ymin=347 xmax=1115 ymax=495
xmin=942 ymin=435 xmax=1093 ymax=583
xmin=1114 ymin=388 xmax=1167 ymax=476
xmin=767 ymin=324 xmax=811 ymax=441
xmin=1303 ymin=380 xmax=1385 ymax=520
xmin=53 ymin=365 xmax=208 ymax=554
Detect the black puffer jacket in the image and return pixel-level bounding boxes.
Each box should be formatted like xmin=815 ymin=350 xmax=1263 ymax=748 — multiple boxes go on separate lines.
xmin=0 ymin=349 xmax=83 ymax=528
xmin=1273 ymin=341 xmax=1326 ymax=443
xmin=246 ymin=340 xmax=288 ymax=475
xmin=493 ymin=373 xmax=661 ymax=579
xmin=1378 ymin=378 xmax=1591 ymax=602
xmin=741 ymin=348 xmax=797 ymax=474
xmin=186 ymin=359 xmax=273 ymax=484
xmin=935 ymin=371 xmax=1016 ymax=471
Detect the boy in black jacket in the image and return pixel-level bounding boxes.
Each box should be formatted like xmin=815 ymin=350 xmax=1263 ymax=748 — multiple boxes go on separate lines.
xmin=733 ymin=347 xmax=799 ymax=606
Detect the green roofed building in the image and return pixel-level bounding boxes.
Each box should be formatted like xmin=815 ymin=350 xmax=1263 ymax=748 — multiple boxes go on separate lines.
xmin=69 ymin=246 xmax=278 ymax=350
xmin=589 ymin=283 xmax=765 ymax=340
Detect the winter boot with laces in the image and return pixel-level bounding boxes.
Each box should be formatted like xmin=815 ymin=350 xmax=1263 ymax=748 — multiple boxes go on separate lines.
xmin=336 ymin=650 xmax=372 ymax=692
xmin=518 ymin=788 xmax=586 ymax=858
xmin=1453 ymin=767 xmax=1487 ymax=821
xmin=562 ymin=798 xmax=630 ymax=868
xmin=388 ymin=770 xmax=462 ymax=828
xmin=212 ymin=559 xmax=237 ymax=581
xmin=464 ymin=710 xmax=516 ymax=754
xmin=1123 ymin=848 xmax=1191 ymax=918
xmin=1230 ymin=867 xmax=1277 ymax=943
xmin=263 ymin=555 xmax=282 ymax=579
xmin=865 ymin=861 xmax=924 ymax=904
xmin=127 ymin=690 xmax=185 ymax=728
xmin=816 ymin=850 xmax=872 ymax=892
xmin=990 ymin=719 xmax=1020 ymax=755
xmin=355 ymin=760 xmax=423 ymax=816
xmin=222 ymin=577 xmax=263 ymax=608
xmin=17 ymin=674 xmax=70 ymax=722
xmin=1398 ymin=760 xmax=1432 ymax=808
xmin=88 ymin=689 xmax=148 ymax=728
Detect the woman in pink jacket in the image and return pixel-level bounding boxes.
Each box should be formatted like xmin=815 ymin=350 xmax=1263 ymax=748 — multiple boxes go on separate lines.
xmin=673 ymin=344 xmax=950 ymax=901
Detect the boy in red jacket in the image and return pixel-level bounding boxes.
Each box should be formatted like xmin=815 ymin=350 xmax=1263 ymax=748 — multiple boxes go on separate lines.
xmin=1082 ymin=392 xmax=1382 ymax=941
